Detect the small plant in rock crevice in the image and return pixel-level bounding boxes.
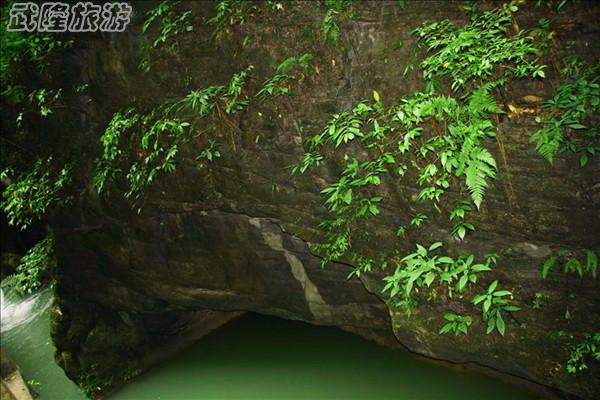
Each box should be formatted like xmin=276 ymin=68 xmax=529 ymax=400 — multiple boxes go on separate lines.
xmin=472 ymin=280 xmax=520 ymax=336
xmin=1 ymin=235 xmax=55 ymax=297
xmin=95 ymin=66 xmax=254 ymax=208
xmin=1 ymin=158 xmax=71 ymax=230
xmin=564 ymin=333 xmax=600 ymax=374
xmin=321 ymin=0 xmax=354 ymax=46
xmin=208 ymin=0 xmax=256 ymax=40
xmin=414 ymin=1 xmax=545 ymax=91
xmin=140 ymin=1 xmax=194 ymax=73
xmin=439 ymin=313 xmax=473 ymax=336
xmin=542 ymin=248 xmax=598 ymax=279
xmin=531 ymin=58 xmax=600 ymax=166
xmin=257 ymin=54 xmax=312 ymax=102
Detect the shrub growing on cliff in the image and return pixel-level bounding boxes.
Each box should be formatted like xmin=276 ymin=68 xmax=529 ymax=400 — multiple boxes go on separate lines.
xmin=1 ymin=235 xmax=54 ymax=297
xmin=95 ymin=66 xmax=255 ymax=208
xmin=541 ymin=249 xmax=598 ymax=279
xmin=472 ymin=280 xmax=520 ymax=336
xmin=414 ymin=1 xmax=544 ymax=91
xmin=439 ymin=313 xmax=473 ymax=336
xmin=1 ymin=159 xmax=71 ymax=230
xmin=0 ymin=1 xmax=72 ymax=102
xmin=257 ymin=54 xmax=312 ymax=102
xmin=322 ymin=0 xmax=353 ymax=45
xmin=531 ymin=58 xmax=600 ymax=166
xmin=140 ymin=0 xmax=193 ymax=72
xmin=566 ymin=333 xmax=600 ymax=374
xmin=208 ymin=0 xmax=255 ymax=40
xmin=288 ymin=0 xmax=561 ymax=337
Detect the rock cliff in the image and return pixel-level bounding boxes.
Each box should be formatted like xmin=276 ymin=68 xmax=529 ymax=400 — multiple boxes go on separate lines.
xmin=6 ymin=1 xmax=597 ymax=398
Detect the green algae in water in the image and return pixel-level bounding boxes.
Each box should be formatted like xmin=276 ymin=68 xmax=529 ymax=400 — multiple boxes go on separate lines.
xmin=1 ymin=289 xmax=539 ymax=400
xmin=0 ymin=289 xmax=86 ymax=400
xmin=112 ymin=314 xmax=538 ymax=400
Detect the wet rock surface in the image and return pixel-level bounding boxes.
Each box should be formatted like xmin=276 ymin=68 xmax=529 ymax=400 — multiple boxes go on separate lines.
xmin=34 ymin=1 xmax=600 ymax=398
xmin=1 ymin=353 xmax=32 ymax=400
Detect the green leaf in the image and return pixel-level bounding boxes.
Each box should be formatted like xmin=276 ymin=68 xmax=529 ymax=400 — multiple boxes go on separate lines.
xmin=542 ymin=256 xmax=557 ymax=278
xmin=439 ymin=323 xmax=453 ymax=335
xmin=483 ymin=298 xmax=491 ymax=314
xmin=496 ymin=314 xmax=505 ymax=336
xmin=465 ymin=148 xmax=496 ymax=209
xmin=428 ymin=242 xmax=443 ymax=251
xmin=372 ymin=90 xmax=381 ymax=103
xmin=404 ymin=280 xmax=414 ymax=296
xmin=586 ymin=250 xmax=598 ymax=278
xmin=472 ymin=294 xmax=486 ymax=305
xmin=444 ymin=313 xmax=456 ymax=321
xmin=493 ymin=290 xmax=511 ymax=297
xmin=486 ymin=317 xmax=496 ymax=334
xmin=423 ymin=271 xmax=435 ymax=286
xmin=465 ymin=255 xmax=474 ymax=266
xmin=368 ymin=204 xmax=380 ymax=216
xmin=343 ymin=189 xmax=353 ymax=204
xmin=472 ymin=264 xmax=491 ymax=272
xmin=276 ymin=56 xmax=297 ymax=74
xmin=565 ymin=257 xmax=583 ymax=276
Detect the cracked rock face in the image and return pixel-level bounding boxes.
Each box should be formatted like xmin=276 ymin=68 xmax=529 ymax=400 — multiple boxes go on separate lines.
xmin=43 ymin=1 xmax=600 ymax=399
xmin=250 ymin=217 xmax=334 ymax=321
xmin=51 ymin=210 xmax=396 ymax=397
xmin=54 ymin=210 xmax=392 ymax=330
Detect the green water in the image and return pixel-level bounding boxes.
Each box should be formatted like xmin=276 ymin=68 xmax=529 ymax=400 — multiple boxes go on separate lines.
xmin=1 ymin=289 xmax=86 ymax=400
xmin=2 ymin=289 xmax=539 ymax=400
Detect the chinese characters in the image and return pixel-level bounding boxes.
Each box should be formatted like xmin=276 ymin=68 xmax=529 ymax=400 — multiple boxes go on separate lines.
xmin=7 ymin=2 xmax=132 ymax=32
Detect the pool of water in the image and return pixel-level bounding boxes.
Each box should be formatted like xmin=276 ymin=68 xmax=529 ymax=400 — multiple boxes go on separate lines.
xmin=1 ymin=288 xmax=86 ymax=400
xmin=2 ymin=289 xmax=540 ymax=400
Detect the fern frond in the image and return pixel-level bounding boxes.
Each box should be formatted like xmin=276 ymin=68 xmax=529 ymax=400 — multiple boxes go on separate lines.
xmin=0 ymin=273 xmax=19 ymax=289
xmin=530 ymin=125 xmax=562 ymax=163
xmin=464 ymin=147 xmax=497 ymax=209
xmin=0 ymin=274 xmax=24 ymax=298
xmin=476 ymin=147 xmax=497 ymax=170
xmin=468 ymin=80 xmax=504 ymax=116
xmin=423 ymin=95 xmax=459 ymax=120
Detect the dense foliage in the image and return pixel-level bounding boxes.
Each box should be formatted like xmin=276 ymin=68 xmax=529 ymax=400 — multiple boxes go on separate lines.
xmin=286 ymin=0 xmax=598 ymax=371
xmin=1 ymin=235 xmax=54 ymax=297
xmin=1 ymin=159 xmax=71 ymax=230
xmin=531 ymin=58 xmax=600 ymax=166
xmin=95 ymin=65 xmax=254 ymax=207
xmin=0 ymin=0 xmax=598 ymax=390
xmin=139 ymin=0 xmax=193 ymax=72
